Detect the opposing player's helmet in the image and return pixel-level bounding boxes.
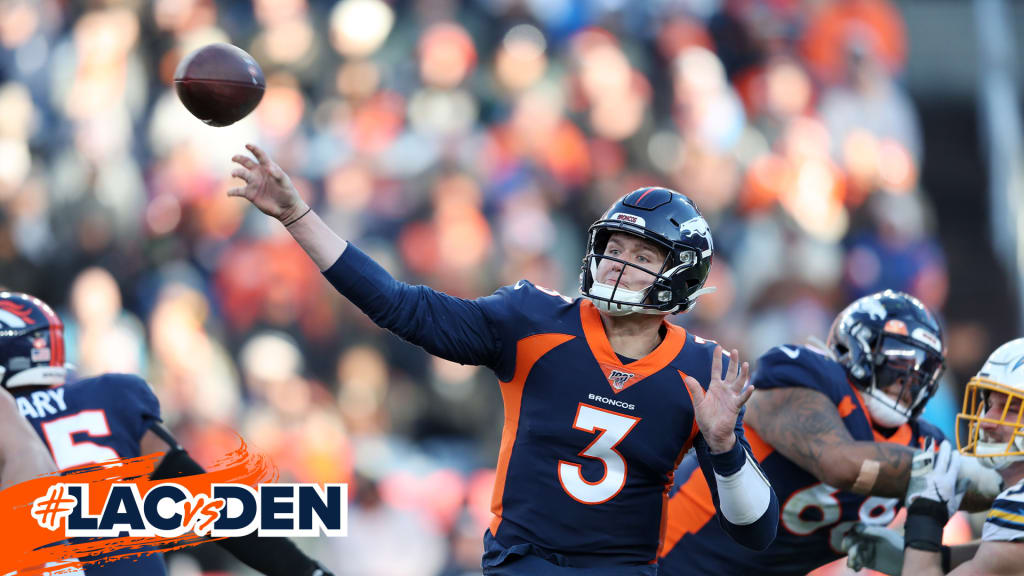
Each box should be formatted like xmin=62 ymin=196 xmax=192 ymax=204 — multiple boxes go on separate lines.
xmin=580 ymin=187 xmax=714 ymax=315
xmin=0 ymin=292 xmax=66 ymax=389
xmin=827 ymin=290 xmax=945 ymax=428
xmin=957 ymin=338 xmax=1024 ymax=470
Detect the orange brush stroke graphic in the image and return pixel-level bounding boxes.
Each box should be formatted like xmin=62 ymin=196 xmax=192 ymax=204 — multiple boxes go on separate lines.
xmin=0 ymin=437 xmax=276 ymax=575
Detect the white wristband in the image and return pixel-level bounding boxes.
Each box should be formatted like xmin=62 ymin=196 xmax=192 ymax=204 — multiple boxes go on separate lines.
xmin=714 ymin=448 xmax=772 ymax=525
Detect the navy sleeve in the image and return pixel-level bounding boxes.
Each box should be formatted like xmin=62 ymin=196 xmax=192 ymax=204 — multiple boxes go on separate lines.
xmin=322 ymin=244 xmax=514 ymax=372
xmin=105 ymin=373 xmax=162 ymax=444
xmin=750 ymin=346 xmax=846 ymax=403
xmin=694 ymin=417 xmax=780 ymax=551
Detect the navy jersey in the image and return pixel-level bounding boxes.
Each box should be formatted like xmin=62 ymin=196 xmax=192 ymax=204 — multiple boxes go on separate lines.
xmin=659 ymin=344 xmax=945 ymax=576
xmin=323 ymin=245 xmax=777 ymax=573
xmin=14 ymin=373 xmax=166 ymax=576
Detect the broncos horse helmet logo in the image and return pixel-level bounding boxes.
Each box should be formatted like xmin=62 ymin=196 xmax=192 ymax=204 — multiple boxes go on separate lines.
xmin=678 ymin=217 xmax=713 ymax=252
xmin=0 ymin=301 xmax=35 ymax=329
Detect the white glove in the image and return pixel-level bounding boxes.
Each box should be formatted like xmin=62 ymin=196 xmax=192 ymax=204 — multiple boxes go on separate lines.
xmin=958 ymin=454 xmax=1004 ymax=503
xmin=906 ymin=439 xmax=966 ymax=519
xmin=841 ymin=523 xmax=904 ymax=576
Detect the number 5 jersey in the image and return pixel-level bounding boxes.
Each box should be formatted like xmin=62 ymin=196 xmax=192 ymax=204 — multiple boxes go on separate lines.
xmin=14 ymin=372 xmax=167 ymax=575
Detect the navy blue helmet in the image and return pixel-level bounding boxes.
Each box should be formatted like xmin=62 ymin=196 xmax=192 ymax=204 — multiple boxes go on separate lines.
xmin=580 ymin=187 xmax=714 ymax=315
xmin=827 ymin=290 xmax=945 ymax=425
xmin=0 ymin=292 xmax=66 ymax=389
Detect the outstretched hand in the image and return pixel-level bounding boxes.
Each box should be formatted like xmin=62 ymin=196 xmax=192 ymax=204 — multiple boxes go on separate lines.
xmin=683 ymin=346 xmax=752 ymax=454
xmin=229 ymin=144 xmax=307 ymax=224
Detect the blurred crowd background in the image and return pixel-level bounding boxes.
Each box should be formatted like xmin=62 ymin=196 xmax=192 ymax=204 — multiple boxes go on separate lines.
xmin=0 ymin=0 xmax=1021 ymax=574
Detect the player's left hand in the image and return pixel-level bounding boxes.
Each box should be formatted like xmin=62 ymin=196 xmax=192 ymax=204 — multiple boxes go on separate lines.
xmin=906 ymin=439 xmax=967 ymax=519
xmin=684 ymin=346 xmax=751 ymax=453
xmin=841 ymin=523 xmax=904 ymax=576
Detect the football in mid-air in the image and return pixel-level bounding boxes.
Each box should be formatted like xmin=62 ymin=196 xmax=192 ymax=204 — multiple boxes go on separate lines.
xmin=174 ymin=43 xmax=265 ymax=127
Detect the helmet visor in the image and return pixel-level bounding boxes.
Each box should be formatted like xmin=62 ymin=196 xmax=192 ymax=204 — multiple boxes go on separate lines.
xmin=873 ymin=337 xmax=945 ymax=413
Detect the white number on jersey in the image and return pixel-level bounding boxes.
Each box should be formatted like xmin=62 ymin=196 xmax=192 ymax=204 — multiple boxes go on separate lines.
xmin=41 ymin=410 xmax=120 ymax=470
xmin=558 ymin=403 xmax=641 ymax=505
xmin=782 ymin=482 xmax=898 ymax=552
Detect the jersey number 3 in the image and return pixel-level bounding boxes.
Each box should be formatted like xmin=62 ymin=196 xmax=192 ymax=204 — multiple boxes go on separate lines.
xmin=558 ymin=403 xmax=641 ymax=505
xmin=41 ymin=410 xmax=119 ymax=470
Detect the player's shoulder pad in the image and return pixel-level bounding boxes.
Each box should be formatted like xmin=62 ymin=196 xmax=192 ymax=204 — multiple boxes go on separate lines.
xmin=478 ymin=280 xmax=576 ymax=337
xmin=677 ymin=333 xmax=727 ymax=391
xmin=751 ymin=344 xmax=847 ymax=397
xmin=497 ymin=280 xmax=575 ymax=310
xmin=912 ymin=417 xmax=946 ymax=443
xmin=95 ymin=373 xmax=162 ymax=416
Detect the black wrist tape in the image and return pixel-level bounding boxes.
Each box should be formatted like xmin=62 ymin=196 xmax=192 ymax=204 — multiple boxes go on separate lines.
xmin=904 ymin=498 xmax=948 ymax=552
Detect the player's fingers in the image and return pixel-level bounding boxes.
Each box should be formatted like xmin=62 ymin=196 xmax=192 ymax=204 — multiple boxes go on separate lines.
xmin=736 ymin=362 xmax=749 ymax=391
xmin=729 ymin=349 xmax=740 ymax=380
xmin=269 ymin=163 xmax=286 ymax=183
xmin=737 ymin=380 xmax=754 ymax=406
xmin=226 ymin=186 xmax=247 ymax=197
xmin=711 ymin=346 xmax=722 ymax=384
xmin=230 ymin=168 xmax=251 ymax=182
xmin=247 ymin=143 xmax=270 ymax=165
xmin=232 ymin=155 xmax=257 ymax=169
xmin=683 ymin=376 xmax=704 ymax=406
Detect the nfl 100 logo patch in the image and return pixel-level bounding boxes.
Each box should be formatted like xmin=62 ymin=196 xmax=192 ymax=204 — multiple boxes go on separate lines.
xmin=607 ymin=370 xmax=634 ymax=391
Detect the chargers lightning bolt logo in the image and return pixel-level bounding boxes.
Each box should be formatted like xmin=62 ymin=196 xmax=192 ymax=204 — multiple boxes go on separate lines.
xmin=1013 ymin=356 xmax=1024 ymax=372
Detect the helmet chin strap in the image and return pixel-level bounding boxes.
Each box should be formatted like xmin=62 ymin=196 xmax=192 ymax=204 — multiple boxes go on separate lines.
xmin=686 ymin=286 xmax=717 ymax=303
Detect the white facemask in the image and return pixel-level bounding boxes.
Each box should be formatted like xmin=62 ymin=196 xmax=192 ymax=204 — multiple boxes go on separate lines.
xmin=587 ymin=281 xmax=666 ymax=316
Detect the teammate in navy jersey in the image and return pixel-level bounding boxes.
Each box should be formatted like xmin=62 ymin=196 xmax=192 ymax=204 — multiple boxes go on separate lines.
xmin=658 ymin=290 xmax=1002 ymax=576
xmin=229 ymin=144 xmax=778 ymax=575
xmin=843 ymin=338 xmax=1024 ymax=576
xmin=0 ymin=291 xmax=332 ymax=576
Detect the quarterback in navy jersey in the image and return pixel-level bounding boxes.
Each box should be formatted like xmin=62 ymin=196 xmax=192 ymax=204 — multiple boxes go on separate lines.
xmin=0 ymin=291 xmax=332 ymax=576
xmin=659 ymin=290 xmax=1002 ymax=576
xmin=229 ymin=144 xmax=778 ymax=575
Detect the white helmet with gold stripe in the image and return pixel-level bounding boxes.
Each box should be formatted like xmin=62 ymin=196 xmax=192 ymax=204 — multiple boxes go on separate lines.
xmin=957 ymin=338 xmax=1024 ymax=469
